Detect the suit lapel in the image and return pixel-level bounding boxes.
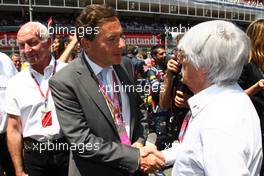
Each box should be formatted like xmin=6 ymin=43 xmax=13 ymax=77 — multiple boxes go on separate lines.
xmin=113 ymin=65 xmax=136 ymax=139
xmin=76 ymin=58 xmax=119 ymax=136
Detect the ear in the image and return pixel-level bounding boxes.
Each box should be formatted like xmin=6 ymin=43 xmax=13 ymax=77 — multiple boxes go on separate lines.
xmin=80 ymin=38 xmax=90 ymax=49
xmin=64 ymin=42 xmax=69 ymax=48
xmin=199 ymin=67 xmax=208 ymax=82
xmin=47 ymin=37 xmax=52 ymax=48
xmin=200 ymin=67 xmax=207 ymax=75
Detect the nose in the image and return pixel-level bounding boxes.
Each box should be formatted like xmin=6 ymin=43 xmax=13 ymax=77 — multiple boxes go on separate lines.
xmin=24 ymin=43 xmax=32 ymax=53
xmin=118 ymin=37 xmax=125 ymax=49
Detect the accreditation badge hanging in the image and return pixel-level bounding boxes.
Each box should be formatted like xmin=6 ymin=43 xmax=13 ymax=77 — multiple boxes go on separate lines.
xmin=32 ymin=79 xmax=53 ymax=128
xmin=31 ymin=60 xmax=56 ymax=128
xmin=41 ymin=111 xmax=52 ymax=127
xmin=41 ymin=98 xmax=52 ymax=127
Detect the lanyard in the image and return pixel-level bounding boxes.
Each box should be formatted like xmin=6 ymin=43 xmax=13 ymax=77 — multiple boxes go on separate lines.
xmin=178 ymin=111 xmax=191 ymax=143
xmin=97 ymin=70 xmax=123 ymax=121
xmin=30 ymin=60 xmax=57 ymax=108
xmin=81 ymin=52 xmax=123 ymax=120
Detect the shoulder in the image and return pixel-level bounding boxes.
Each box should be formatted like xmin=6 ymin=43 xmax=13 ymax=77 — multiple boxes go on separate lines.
xmin=0 ymin=53 xmax=16 ymax=78
xmin=56 ymin=60 xmax=68 ymax=71
xmin=0 ymin=52 xmax=10 ymax=61
xmin=51 ymin=58 xmax=82 ymax=83
xmin=120 ymin=57 xmax=133 ymax=75
xmin=205 ymin=87 xmax=252 ymax=121
xmin=121 ymin=56 xmax=133 ymax=68
xmin=8 ymin=69 xmax=28 ymax=84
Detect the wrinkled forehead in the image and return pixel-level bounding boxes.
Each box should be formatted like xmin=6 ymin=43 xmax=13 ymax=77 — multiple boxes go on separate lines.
xmin=17 ymin=27 xmax=40 ymax=42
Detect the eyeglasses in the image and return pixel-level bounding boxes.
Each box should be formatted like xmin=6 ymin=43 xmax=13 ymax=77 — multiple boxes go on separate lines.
xmin=157 ymin=52 xmax=166 ymax=55
xmin=176 ymin=50 xmax=188 ymax=64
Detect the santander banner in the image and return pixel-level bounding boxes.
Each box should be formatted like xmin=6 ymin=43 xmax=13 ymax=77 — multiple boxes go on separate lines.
xmin=124 ymin=33 xmax=164 ymax=46
xmin=0 ymin=32 xmax=164 ymax=49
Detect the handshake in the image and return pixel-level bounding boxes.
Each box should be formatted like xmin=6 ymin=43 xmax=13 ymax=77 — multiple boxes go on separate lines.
xmin=133 ymin=143 xmax=166 ymax=174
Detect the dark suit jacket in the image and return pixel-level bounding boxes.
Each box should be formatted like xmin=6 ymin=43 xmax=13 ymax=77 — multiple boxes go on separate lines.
xmin=49 ymin=55 xmax=148 ymax=176
xmin=238 ymin=61 xmax=264 ymax=143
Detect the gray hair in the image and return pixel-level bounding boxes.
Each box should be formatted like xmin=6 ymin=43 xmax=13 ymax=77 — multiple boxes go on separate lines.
xmin=178 ymin=20 xmax=250 ymax=86
xmin=19 ymin=21 xmax=50 ymax=42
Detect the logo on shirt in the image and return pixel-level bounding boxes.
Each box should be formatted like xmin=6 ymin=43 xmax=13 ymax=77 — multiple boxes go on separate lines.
xmin=0 ymin=86 xmax=7 ymax=91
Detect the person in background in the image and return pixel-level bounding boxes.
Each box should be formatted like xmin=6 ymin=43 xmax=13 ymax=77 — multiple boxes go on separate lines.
xmin=50 ymin=36 xmax=61 ymax=59
xmin=123 ymin=45 xmax=145 ymax=79
xmin=0 ymin=52 xmax=16 ymax=176
xmin=5 ymin=22 xmax=69 ymax=176
xmin=10 ymin=53 xmax=22 ymax=72
xmin=50 ymin=34 xmax=79 ymax=63
xmin=144 ymin=46 xmax=171 ymax=151
xmin=159 ymin=33 xmax=192 ymax=144
xmin=143 ymin=45 xmax=169 ymax=176
xmin=238 ymin=19 xmax=264 ymax=175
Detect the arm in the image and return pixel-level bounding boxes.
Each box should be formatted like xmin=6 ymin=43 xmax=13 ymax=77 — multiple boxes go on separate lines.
xmin=49 ymin=77 xmax=140 ymax=173
xmin=244 ymin=79 xmax=264 ymax=96
xmin=159 ymin=72 xmax=174 ymax=110
xmin=6 ymin=114 xmax=26 ymax=176
xmin=174 ymin=90 xmax=190 ymax=108
xmin=159 ymin=59 xmax=181 ymax=110
xmin=58 ymin=34 xmax=78 ymax=63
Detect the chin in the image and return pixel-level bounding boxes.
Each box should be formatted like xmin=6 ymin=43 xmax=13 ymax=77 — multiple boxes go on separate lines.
xmin=26 ymin=56 xmax=38 ymax=64
xmin=113 ymin=57 xmax=122 ymax=64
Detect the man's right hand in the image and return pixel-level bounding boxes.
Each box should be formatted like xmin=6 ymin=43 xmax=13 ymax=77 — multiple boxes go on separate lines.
xmin=139 ymin=146 xmax=165 ymax=173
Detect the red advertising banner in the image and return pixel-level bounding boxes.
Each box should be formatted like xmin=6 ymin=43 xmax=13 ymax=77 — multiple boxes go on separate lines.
xmin=0 ymin=32 xmax=19 ymax=49
xmin=0 ymin=32 xmax=164 ymax=49
xmin=124 ymin=33 xmax=164 ymax=47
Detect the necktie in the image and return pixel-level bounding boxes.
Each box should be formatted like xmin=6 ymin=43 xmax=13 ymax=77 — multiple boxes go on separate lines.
xmin=98 ymin=68 xmax=131 ymax=145
xmin=178 ymin=111 xmax=191 ymax=143
xmin=98 ymin=67 xmax=109 ymax=87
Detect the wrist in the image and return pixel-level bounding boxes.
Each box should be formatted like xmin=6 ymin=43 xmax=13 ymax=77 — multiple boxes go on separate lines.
xmin=16 ymin=170 xmax=24 ymax=176
xmin=164 ymin=72 xmax=174 ymax=80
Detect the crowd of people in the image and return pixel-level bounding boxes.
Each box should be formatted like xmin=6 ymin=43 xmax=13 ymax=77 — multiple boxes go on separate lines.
xmin=0 ymin=3 xmax=264 ymax=176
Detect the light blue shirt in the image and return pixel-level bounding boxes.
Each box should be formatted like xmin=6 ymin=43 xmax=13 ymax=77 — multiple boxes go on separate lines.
xmin=84 ymin=53 xmax=131 ymax=138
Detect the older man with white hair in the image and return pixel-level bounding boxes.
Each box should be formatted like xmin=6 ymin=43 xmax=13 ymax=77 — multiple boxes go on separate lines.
xmin=5 ymin=22 xmax=69 ymax=176
xmin=159 ymin=20 xmax=262 ymax=176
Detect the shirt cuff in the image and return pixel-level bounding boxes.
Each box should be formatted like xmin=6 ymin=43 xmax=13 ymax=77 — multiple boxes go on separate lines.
xmin=162 ymin=142 xmax=180 ymax=166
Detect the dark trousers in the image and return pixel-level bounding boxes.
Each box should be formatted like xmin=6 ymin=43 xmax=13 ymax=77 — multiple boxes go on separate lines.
xmin=0 ymin=133 xmax=15 ymax=176
xmin=23 ymin=138 xmax=69 ymax=176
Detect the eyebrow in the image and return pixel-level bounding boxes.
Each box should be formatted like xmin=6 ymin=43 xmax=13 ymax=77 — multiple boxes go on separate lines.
xmin=18 ymin=38 xmax=40 ymax=44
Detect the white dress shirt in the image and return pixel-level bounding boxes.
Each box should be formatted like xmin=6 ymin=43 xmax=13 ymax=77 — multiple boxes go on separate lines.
xmin=0 ymin=52 xmax=16 ymax=133
xmin=84 ymin=53 xmax=131 ymax=137
xmin=163 ymin=84 xmax=262 ymax=176
xmin=5 ymin=57 xmax=67 ymax=141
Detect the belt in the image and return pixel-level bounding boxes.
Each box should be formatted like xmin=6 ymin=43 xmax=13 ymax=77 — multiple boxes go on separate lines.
xmin=23 ymin=137 xmax=69 ymax=154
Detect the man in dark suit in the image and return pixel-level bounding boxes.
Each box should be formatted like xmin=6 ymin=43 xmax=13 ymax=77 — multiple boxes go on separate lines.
xmin=49 ymin=4 xmax=164 ymax=176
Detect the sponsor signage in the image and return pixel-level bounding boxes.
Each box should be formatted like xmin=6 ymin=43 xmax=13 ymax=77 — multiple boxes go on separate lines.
xmin=0 ymin=32 xmax=19 ymax=49
xmin=124 ymin=33 xmax=164 ymax=46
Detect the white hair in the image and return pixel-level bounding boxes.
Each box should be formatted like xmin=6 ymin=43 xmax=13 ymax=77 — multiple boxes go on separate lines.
xmin=178 ymin=20 xmax=250 ymax=86
xmin=19 ymin=21 xmax=50 ymax=42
